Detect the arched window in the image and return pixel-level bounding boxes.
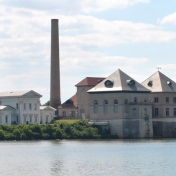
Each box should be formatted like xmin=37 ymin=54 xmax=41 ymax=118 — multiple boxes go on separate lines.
xmin=133 ymin=108 xmax=136 ymax=117
xmin=94 ymin=100 xmax=98 ymax=113
xmin=103 ymin=100 xmax=108 ymax=113
xmin=114 ymin=100 xmax=118 ymax=113
xmin=144 ymin=108 xmax=147 ymax=116
xmin=124 ymin=99 xmax=128 ymax=113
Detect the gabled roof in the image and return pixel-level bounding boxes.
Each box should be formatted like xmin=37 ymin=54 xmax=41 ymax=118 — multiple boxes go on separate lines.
xmin=58 ymin=94 xmax=77 ymax=109
xmin=141 ymin=71 xmax=176 ymax=92
xmin=0 ymin=105 xmax=15 ymax=111
xmin=88 ymin=69 xmax=150 ymax=93
xmin=0 ymin=90 xmax=42 ymax=98
xmin=75 ymin=77 xmax=105 ymax=87
xmin=40 ymin=106 xmax=57 ymax=111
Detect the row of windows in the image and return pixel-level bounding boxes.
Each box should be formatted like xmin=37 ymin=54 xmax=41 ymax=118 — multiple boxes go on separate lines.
xmin=16 ymin=103 xmax=37 ymax=111
xmin=24 ymin=116 xmax=38 ymax=123
xmin=154 ymin=97 xmax=176 ymax=103
xmin=154 ymin=108 xmax=176 ymax=116
xmin=62 ymin=111 xmax=75 ymax=117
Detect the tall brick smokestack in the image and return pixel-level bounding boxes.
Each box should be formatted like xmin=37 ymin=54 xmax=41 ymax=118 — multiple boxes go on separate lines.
xmin=50 ymin=19 xmax=61 ymax=110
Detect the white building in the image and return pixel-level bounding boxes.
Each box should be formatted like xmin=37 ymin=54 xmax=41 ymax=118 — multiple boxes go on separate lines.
xmin=0 ymin=90 xmax=56 ymax=125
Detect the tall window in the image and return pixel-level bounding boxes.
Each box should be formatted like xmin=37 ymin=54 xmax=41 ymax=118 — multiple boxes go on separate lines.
xmin=62 ymin=111 xmax=66 ymax=117
xmin=71 ymin=111 xmax=75 ymax=117
xmin=94 ymin=100 xmax=98 ymax=113
xmin=103 ymin=100 xmax=108 ymax=113
xmin=173 ymin=97 xmax=176 ymax=104
xmin=24 ymin=103 xmax=26 ymax=110
xmin=124 ymin=99 xmax=128 ymax=113
xmin=16 ymin=103 xmax=18 ymax=110
xmin=30 ymin=117 xmax=32 ymax=123
xmin=46 ymin=116 xmax=48 ymax=123
xmin=133 ymin=108 xmax=136 ymax=117
xmin=35 ymin=117 xmax=37 ymax=123
xmin=34 ymin=103 xmax=37 ymax=110
xmin=114 ymin=100 xmax=118 ymax=113
xmin=154 ymin=97 xmax=159 ymax=103
xmin=144 ymin=108 xmax=147 ymax=116
xmin=17 ymin=116 xmax=18 ymax=123
xmin=166 ymin=97 xmax=169 ymax=103
xmin=29 ymin=103 xmax=32 ymax=110
xmin=5 ymin=116 xmax=8 ymax=123
xmin=174 ymin=108 xmax=176 ymax=117
xmin=155 ymin=108 xmax=159 ymax=117
xmin=24 ymin=116 xmax=26 ymax=123
xmin=166 ymin=108 xmax=169 ymax=116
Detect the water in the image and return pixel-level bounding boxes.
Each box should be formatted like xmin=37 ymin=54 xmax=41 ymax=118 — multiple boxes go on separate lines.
xmin=0 ymin=139 xmax=176 ymax=176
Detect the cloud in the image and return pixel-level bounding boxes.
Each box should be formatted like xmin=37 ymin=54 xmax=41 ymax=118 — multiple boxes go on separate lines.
xmin=0 ymin=0 xmax=150 ymax=14
xmin=160 ymin=12 xmax=176 ymax=25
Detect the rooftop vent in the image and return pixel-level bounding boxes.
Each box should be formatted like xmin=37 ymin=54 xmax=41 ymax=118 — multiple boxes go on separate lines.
xmin=104 ymin=80 xmax=114 ymax=88
xmin=126 ymin=79 xmax=135 ymax=85
xmin=167 ymin=80 xmax=172 ymax=85
xmin=148 ymin=81 xmax=153 ymax=87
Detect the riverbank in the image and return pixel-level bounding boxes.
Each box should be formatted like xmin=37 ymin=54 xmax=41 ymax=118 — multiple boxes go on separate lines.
xmin=0 ymin=120 xmax=115 ymax=140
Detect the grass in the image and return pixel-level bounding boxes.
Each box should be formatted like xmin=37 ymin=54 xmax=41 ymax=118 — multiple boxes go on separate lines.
xmin=54 ymin=119 xmax=80 ymax=124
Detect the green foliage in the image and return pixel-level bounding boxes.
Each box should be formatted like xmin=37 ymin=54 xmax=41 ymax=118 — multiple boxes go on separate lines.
xmin=0 ymin=120 xmax=114 ymax=140
xmin=43 ymin=100 xmax=50 ymax=106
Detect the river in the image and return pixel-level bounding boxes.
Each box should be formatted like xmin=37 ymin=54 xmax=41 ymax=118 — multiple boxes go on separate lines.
xmin=0 ymin=139 xmax=176 ymax=176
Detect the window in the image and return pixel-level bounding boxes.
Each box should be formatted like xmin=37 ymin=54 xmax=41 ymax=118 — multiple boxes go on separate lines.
xmin=173 ymin=97 xmax=176 ymax=103
xmin=103 ymin=100 xmax=108 ymax=113
xmin=29 ymin=103 xmax=32 ymax=110
xmin=144 ymin=108 xmax=147 ymax=116
xmin=30 ymin=117 xmax=32 ymax=123
xmin=62 ymin=111 xmax=66 ymax=117
xmin=71 ymin=111 xmax=75 ymax=117
xmin=166 ymin=97 xmax=169 ymax=103
xmin=16 ymin=103 xmax=18 ymax=110
xmin=46 ymin=116 xmax=48 ymax=122
xmin=17 ymin=116 xmax=18 ymax=123
xmin=35 ymin=117 xmax=37 ymax=122
xmin=134 ymin=97 xmax=137 ymax=103
xmin=133 ymin=108 xmax=136 ymax=117
xmin=154 ymin=108 xmax=159 ymax=117
xmin=24 ymin=103 xmax=26 ymax=110
xmin=166 ymin=108 xmax=169 ymax=116
xmin=94 ymin=100 xmax=98 ymax=113
xmin=5 ymin=116 xmax=8 ymax=123
xmin=154 ymin=97 xmax=158 ymax=103
xmin=124 ymin=99 xmax=128 ymax=113
xmin=34 ymin=103 xmax=37 ymax=110
xmin=174 ymin=108 xmax=176 ymax=117
xmin=114 ymin=100 xmax=118 ymax=113
xmin=24 ymin=116 xmax=26 ymax=123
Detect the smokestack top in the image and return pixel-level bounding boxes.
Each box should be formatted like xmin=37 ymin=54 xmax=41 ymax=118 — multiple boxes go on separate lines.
xmin=51 ymin=19 xmax=59 ymax=23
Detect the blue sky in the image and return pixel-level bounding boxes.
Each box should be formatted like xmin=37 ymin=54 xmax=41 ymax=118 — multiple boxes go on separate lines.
xmin=0 ymin=0 xmax=176 ymax=104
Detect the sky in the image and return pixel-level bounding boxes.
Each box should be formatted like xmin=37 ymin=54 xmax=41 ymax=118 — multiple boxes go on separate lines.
xmin=0 ymin=0 xmax=176 ymax=104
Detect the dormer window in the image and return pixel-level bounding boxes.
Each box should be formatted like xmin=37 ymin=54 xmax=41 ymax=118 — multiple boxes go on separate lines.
xmin=104 ymin=80 xmax=114 ymax=88
xmin=127 ymin=79 xmax=135 ymax=85
xmin=148 ymin=81 xmax=153 ymax=87
xmin=167 ymin=80 xmax=172 ymax=85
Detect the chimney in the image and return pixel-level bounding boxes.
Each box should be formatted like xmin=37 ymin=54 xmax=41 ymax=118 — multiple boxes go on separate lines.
xmin=50 ymin=19 xmax=61 ymax=110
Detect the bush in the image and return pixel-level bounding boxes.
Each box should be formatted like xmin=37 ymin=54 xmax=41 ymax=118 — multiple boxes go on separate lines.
xmin=0 ymin=129 xmax=5 ymax=140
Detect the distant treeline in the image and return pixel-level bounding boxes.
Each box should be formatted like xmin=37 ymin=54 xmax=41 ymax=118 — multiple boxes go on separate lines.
xmin=0 ymin=120 xmax=116 ymax=140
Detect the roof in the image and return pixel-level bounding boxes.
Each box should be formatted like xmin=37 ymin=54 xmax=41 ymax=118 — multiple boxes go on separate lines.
xmin=0 ymin=90 xmax=42 ymax=98
xmin=58 ymin=94 xmax=77 ymax=109
xmin=40 ymin=106 xmax=57 ymax=111
xmin=75 ymin=77 xmax=105 ymax=87
xmin=0 ymin=105 xmax=15 ymax=110
xmin=88 ymin=69 xmax=150 ymax=93
xmin=141 ymin=71 xmax=176 ymax=92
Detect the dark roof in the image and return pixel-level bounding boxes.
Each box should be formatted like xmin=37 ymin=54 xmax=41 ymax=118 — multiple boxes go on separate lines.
xmin=58 ymin=94 xmax=77 ymax=108
xmin=75 ymin=77 xmax=105 ymax=87
xmin=142 ymin=71 xmax=176 ymax=92
xmin=88 ymin=69 xmax=150 ymax=93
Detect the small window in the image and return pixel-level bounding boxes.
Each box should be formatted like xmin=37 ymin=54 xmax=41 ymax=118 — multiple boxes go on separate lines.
xmin=134 ymin=97 xmax=137 ymax=103
xmin=173 ymin=108 xmax=176 ymax=117
xmin=30 ymin=117 xmax=32 ymax=123
xmin=166 ymin=97 xmax=169 ymax=103
xmin=124 ymin=99 xmax=128 ymax=113
xmin=144 ymin=108 xmax=147 ymax=116
xmin=103 ymin=100 xmax=108 ymax=113
xmin=16 ymin=103 xmax=18 ymax=110
xmin=94 ymin=100 xmax=98 ymax=113
xmin=124 ymin=99 xmax=128 ymax=104
xmin=114 ymin=100 xmax=118 ymax=113
xmin=34 ymin=103 xmax=37 ymax=110
xmin=166 ymin=108 xmax=169 ymax=116
xmin=155 ymin=108 xmax=159 ymax=117
xmin=154 ymin=97 xmax=158 ymax=103
xmin=5 ymin=116 xmax=8 ymax=123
